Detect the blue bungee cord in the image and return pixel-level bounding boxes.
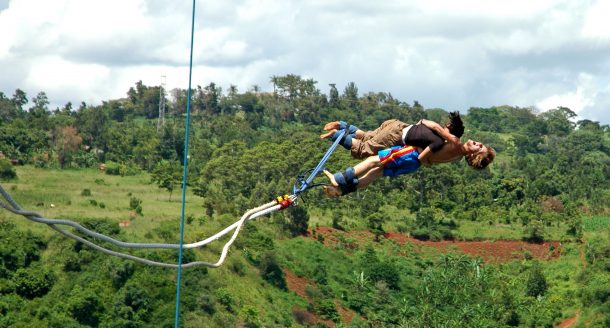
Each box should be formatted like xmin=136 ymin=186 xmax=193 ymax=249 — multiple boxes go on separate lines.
xmin=174 ymin=0 xmax=197 ymax=326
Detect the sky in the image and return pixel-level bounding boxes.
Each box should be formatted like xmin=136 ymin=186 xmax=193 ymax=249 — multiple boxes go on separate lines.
xmin=1 ymin=0 xmax=609 ymax=124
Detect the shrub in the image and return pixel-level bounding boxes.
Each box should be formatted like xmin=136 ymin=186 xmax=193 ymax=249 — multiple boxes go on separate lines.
xmin=105 ymin=161 xmax=140 ymax=176
xmin=129 ymin=196 xmax=143 ymax=215
xmin=292 ymin=307 xmax=316 ymax=325
xmin=259 ymin=252 xmax=286 ymax=290
xmin=68 ymin=287 xmax=104 ymax=326
xmin=368 ymin=261 xmax=400 ymax=290
xmin=199 ymin=294 xmax=216 ymax=315
xmin=284 ymin=206 xmax=309 ymax=236
xmin=80 ymin=188 xmax=92 ymax=196
xmin=0 ymin=159 xmax=16 ymax=180
xmin=82 ymin=218 xmax=120 ymax=237
xmin=215 ymin=287 xmax=235 ymax=312
xmin=526 ymin=262 xmax=547 ymax=297
xmin=523 ymin=220 xmax=545 ymax=243
xmin=12 ymin=267 xmax=56 ymax=299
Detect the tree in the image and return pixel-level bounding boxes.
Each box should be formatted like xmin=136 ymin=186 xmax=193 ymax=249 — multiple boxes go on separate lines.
xmin=259 ymin=252 xmax=286 ymax=290
xmin=54 ymin=126 xmax=83 ymax=168
xmin=68 ymin=286 xmax=104 ymax=326
xmin=539 ymin=106 xmax=576 ymax=136
xmin=150 ymin=160 xmax=182 ymax=201
xmin=523 ymin=220 xmax=545 ymax=244
xmin=199 ymin=82 xmax=221 ymax=115
xmin=74 ymin=104 xmax=109 ymax=150
xmin=0 ymin=92 xmax=21 ymax=123
xmin=328 ymin=83 xmax=340 ymax=108
xmin=367 ymin=212 xmax=385 ymax=242
xmin=271 ymin=74 xmax=307 ymax=100
xmin=343 ymin=82 xmax=359 ymax=110
xmin=11 ymin=89 xmax=28 ymax=112
xmin=12 ymin=267 xmax=56 ymax=299
xmin=28 ymin=92 xmax=50 ymax=130
xmin=526 ymin=262 xmax=547 ymax=297
xmin=466 ymin=107 xmax=502 ymax=132
xmin=284 ymin=205 xmax=309 ymax=236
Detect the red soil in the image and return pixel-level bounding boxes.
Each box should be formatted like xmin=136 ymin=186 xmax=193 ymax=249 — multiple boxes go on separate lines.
xmin=284 ymin=268 xmax=359 ymax=327
xmin=556 ymin=310 xmax=580 ymax=328
xmin=289 ymin=227 xmax=565 ymax=326
xmin=311 ymin=227 xmax=562 ymax=263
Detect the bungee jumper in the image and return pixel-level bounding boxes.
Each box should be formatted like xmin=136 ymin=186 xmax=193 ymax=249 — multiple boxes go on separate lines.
xmin=319 ymin=112 xmax=496 ymax=197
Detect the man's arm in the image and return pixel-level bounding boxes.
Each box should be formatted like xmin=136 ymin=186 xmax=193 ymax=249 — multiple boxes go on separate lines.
xmin=420 ymin=119 xmax=460 ymax=145
xmin=418 ymin=146 xmax=433 ymax=163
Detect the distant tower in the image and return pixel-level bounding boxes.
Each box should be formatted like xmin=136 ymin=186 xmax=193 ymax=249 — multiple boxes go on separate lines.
xmin=157 ymin=75 xmax=167 ymax=133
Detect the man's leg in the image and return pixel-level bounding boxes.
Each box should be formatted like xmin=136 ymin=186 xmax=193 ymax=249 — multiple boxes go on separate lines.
xmin=352 ymin=155 xmax=382 ymax=176
xmin=320 ymin=121 xmax=363 ymax=139
xmin=350 ymin=120 xmax=408 ymax=159
xmin=322 ymin=155 xmax=383 ymax=197
xmin=356 ymin=166 xmax=384 ymax=189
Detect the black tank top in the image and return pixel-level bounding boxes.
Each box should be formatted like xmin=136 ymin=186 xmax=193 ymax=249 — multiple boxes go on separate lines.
xmin=404 ymin=124 xmax=445 ymax=152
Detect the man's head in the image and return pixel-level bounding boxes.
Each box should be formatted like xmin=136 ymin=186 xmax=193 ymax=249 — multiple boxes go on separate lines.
xmin=463 ymin=140 xmax=495 ymax=170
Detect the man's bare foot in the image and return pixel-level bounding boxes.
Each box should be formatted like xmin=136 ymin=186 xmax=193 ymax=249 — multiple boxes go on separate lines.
xmin=322 ymin=170 xmax=342 ymax=197
xmin=323 ymin=185 xmax=342 ymax=197
xmin=323 ymin=170 xmax=339 ymax=186
xmin=320 ymin=129 xmax=337 ymax=139
xmin=323 ymin=121 xmax=341 ymax=131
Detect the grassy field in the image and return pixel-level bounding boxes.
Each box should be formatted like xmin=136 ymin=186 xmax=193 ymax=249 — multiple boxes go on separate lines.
xmin=583 ymin=215 xmax=610 ymax=232
xmin=1 ymin=166 xmax=600 ymax=245
xmin=0 ymin=166 xmax=207 ymax=241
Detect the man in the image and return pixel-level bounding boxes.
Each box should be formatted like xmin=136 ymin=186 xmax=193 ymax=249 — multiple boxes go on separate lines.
xmin=320 ymin=113 xmax=495 ymax=196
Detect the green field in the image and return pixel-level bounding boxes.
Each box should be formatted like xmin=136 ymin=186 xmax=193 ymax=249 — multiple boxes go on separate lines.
xmin=0 ymin=166 xmax=250 ymax=264
xmin=583 ymin=215 xmax=610 ymax=232
xmin=2 ymin=166 xmax=594 ymax=245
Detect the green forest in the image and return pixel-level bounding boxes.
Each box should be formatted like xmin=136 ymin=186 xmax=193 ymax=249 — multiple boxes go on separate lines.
xmin=0 ymin=75 xmax=609 ymax=327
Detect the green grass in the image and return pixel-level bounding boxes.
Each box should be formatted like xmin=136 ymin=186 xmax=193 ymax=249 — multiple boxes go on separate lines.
xmin=583 ymin=215 xmax=610 ymax=232
xmin=456 ymin=220 xmax=570 ymax=241
xmin=0 ymin=165 xmax=206 ymax=241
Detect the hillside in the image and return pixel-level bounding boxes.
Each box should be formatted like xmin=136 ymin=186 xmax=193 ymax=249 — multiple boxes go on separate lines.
xmin=0 ymin=78 xmax=609 ymax=327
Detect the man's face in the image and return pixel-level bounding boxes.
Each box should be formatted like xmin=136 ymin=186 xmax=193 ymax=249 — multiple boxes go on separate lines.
xmin=464 ymin=140 xmax=487 ymax=156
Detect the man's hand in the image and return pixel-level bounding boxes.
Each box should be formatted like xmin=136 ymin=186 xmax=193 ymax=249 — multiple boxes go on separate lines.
xmin=447 ymin=134 xmax=461 ymax=145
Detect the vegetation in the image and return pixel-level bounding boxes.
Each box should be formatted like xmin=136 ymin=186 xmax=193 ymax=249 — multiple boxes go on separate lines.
xmin=0 ymin=77 xmax=608 ymax=326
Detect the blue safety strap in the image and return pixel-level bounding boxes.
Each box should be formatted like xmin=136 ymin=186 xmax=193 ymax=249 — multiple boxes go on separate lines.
xmin=293 ymin=129 xmax=346 ymax=195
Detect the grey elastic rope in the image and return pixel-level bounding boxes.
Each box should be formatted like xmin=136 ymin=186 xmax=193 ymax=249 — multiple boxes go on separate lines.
xmin=0 ymin=184 xmax=289 ymax=268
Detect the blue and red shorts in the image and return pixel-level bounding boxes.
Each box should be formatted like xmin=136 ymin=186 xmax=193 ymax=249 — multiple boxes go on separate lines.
xmin=378 ymin=145 xmax=420 ymax=177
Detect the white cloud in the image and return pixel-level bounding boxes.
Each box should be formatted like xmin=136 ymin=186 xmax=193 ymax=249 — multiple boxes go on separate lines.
xmin=581 ymin=0 xmax=610 ymax=39
xmin=0 ymin=0 xmax=609 ymax=124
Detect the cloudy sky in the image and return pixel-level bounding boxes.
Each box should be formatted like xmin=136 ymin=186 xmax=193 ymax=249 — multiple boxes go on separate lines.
xmin=1 ymin=0 xmax=609 ymax=124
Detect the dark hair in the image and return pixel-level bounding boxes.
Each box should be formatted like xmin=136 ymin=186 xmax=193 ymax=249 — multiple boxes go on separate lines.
xmin=446 ymin=111 xmax=464 ymax=138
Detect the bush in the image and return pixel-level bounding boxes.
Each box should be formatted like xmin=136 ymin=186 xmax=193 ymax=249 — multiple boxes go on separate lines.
xmin=526 ymin=262 xmax=547 ymax=297
xmin=105 ymin=161 xmax=140 ymax=176
xmin=82 ymin=218 xmax=120 ymax=237
xmin=368 ymin=261 xmax=400 ymax=290
xmin=523 ymin=220 xmax=545 ymax=243
xmin=80 ymin=188 xmax=91 ymax=196
xmin=259 ymin=252 xmax=286 ymax=290
xmin=284 ymin=206 xmax=309 ymax=236
xmin=129 ymin=196 xmax=143 ymax=215
xmin=68 ymin=286 xmax=104 ymax=326
xmin=0 ymin=159 xmax=16 ymax=180
xmin=12 ymin=267 xmax=55 ymax=299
